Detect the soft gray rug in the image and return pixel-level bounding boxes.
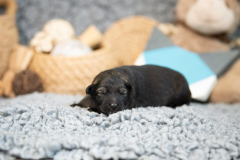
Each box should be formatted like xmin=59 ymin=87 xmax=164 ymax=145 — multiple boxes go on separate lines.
xmin=0 ymin=93 xmax=240 ymax=160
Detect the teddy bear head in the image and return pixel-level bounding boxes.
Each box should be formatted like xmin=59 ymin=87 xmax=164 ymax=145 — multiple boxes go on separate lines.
xmin=176 ymin=0 xmax=240 ymax=35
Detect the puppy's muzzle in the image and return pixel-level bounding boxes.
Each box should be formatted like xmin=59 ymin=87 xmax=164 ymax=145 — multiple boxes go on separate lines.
xmin=109 ymin=103 xmax=119 ymax=110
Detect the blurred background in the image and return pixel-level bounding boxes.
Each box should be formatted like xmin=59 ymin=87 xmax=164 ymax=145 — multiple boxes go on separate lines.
xmin=1 ymin=0 xmax=240 ymax=104
xmin=16 ymin=0 xmax=178 ymax=45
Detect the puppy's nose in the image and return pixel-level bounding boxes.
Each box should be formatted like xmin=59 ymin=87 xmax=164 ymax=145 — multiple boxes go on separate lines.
xmin=109 ymin=103 xmax=118 ymax=110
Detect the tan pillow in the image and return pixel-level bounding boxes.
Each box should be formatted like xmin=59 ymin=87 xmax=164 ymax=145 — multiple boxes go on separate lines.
xmin=210 ymin=59 xmax=240 ymax=103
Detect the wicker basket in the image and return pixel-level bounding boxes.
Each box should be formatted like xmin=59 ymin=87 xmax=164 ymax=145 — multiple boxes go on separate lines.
xmin=0 ymin=0 xmax=18 ymax=79
xmin=29 ymin=47 xmax=120 ymax=95
xmin=29 ymin=16 xmax=158 ymax=95
xmin=103 ymin=16 xmax=158 ymax=65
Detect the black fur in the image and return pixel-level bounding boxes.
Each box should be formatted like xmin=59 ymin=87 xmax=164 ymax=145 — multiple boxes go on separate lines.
xmin=71 ymin=65 xmax=191 ymax=115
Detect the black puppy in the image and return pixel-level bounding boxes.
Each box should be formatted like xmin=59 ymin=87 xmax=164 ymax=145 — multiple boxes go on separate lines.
xmin=71 ymin=65 xmax=191 ymax=115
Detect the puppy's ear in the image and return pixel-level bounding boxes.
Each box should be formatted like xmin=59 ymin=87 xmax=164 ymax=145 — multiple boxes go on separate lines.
xmin=78 ymin=95 xmax=96 ymax=109
xmin=86 ymin=84 xmax=94 ymax=94
xmin=126 ymin=83 xmax=134 ymax=92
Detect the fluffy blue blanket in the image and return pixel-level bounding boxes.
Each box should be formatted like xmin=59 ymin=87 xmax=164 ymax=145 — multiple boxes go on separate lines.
xmin=0 ymin=93 xmax=239 ymax=160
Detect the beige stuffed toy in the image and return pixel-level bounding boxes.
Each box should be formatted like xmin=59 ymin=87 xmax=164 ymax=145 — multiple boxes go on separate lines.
xmin=164 ymin=0 xmax=240 ymax=103
xmin=30 ymin=19 xmax=76 ymax=53
xmin=177 ymin=0 xmax=240 ymax=36
xmin=171 ymin=0 xmax=240 ymax=53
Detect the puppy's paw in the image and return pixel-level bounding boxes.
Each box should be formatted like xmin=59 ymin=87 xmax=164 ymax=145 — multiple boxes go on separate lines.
xmin=70 ymin=103 xmax=79 ymax=107
xmin=87 ymin=108 xmax=101 ymax=114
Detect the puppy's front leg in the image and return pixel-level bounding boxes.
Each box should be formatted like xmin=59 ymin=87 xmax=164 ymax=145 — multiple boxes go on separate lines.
xmin=70 ymin=95 xmax=101 ymax=114
xmin=70 ymin=95 xmax=93 ymax=108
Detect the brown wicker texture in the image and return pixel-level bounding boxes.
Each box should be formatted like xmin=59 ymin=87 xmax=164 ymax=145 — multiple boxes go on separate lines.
xmin=29 ymin=16 xmax=158 ymax=95
xmin=0 ymin=0 xmax=18 ymax=79
xmin=0 ymin=80 xmax=2 ymax=96
xmin=29 ymin=47 xmax=121 ymax=95
xmin=103 ymin=16 xmax=158 ymax=65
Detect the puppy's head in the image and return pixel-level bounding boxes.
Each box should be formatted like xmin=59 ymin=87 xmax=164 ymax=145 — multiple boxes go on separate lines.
xmin=86 ymin=70 xmax=133 ymax=115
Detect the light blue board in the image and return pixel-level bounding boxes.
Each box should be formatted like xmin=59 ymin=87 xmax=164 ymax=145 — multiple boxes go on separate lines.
xmin=144 ymin=46 xmax=215 ymax=84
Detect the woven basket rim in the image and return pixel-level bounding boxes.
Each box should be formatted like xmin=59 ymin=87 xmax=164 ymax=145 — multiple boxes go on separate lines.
xmin=33 ymin=46 xmax=113 ymax=60
xmin=103 ymin=15 xmax=159 ymax=44
xmin=104 ymin=15 xmax=159 ymax=31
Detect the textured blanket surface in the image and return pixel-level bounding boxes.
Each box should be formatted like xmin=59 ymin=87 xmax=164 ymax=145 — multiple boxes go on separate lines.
xmin=0 ymin=93 xmax=240 ymax=160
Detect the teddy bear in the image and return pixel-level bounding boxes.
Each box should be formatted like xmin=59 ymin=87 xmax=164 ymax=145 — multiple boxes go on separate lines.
xmin=30 ymin=19 xmax=76 ymax=53
xmin=169 ymin=0 xmax=240 ymax=103
xmin=171 ymin=0 xmax=240 ymax=53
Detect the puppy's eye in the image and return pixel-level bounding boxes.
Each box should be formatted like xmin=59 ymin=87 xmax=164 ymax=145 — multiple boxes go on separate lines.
xmin=119 ymin=88 xmax=127 ymax=95
xmin=97 ymin=90 xmax=105 ymax=95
